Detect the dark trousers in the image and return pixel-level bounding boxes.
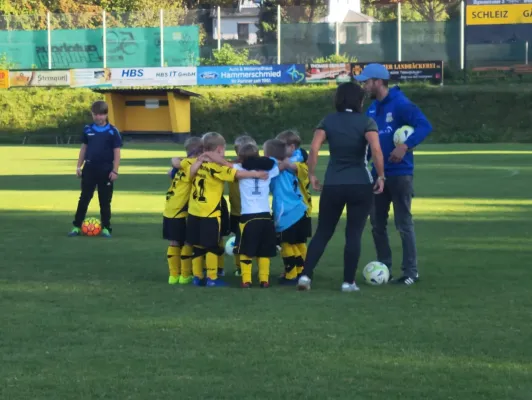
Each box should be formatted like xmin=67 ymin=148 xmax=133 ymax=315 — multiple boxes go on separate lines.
xmin=73 ymin=165 xmax=114 ymax=231
xmin=303 ymin=184 xmax=373 ymax=284
xmin=370 ymin=175 xmax=417 ymax=278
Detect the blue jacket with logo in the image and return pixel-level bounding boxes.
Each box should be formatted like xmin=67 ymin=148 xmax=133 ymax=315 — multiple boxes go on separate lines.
xmin=366 ymin=86 xmax=432 ymax=176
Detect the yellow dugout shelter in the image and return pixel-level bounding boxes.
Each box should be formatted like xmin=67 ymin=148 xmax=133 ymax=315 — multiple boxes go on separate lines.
xmin=93 ymin=88 xmax=199 ymax=140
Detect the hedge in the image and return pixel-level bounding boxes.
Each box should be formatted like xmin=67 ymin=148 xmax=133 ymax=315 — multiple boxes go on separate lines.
xmin=1 ymin=85 xmax=531 ymax=143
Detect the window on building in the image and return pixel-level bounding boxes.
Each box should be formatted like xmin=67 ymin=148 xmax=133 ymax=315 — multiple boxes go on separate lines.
xmin=237 ymin=23 xmax=249 ymax=40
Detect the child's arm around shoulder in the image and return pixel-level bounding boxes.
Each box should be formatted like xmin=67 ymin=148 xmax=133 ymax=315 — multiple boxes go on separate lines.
xmin=203 ymin=151 xmax=233 ymax=167
xmin=171 ymin=157 xmax=182 ymax=169
xmin=189 ymin=155 xmax=207 ymax=180
xmin=235 ymin=168 xmax=268 ymax=181
xmin=210 ymin=160 xmax=268 ymax=182
xmin=277 ymin=158 xmax=298 ymax=173
xmin=241 ymin=156 xmax=275 ymax=171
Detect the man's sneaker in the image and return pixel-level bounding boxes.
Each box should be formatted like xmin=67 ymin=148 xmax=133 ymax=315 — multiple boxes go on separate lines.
xmin=178 ymin=276 xmax=193 ymax=285
xmin=101 ymin=228 xmax=112 ymax=238
xmin=260 ymin=281 xmax=269 ymax=288
xmin=297 ymin=275 xmax=311 ymax=291
xmin=168 ymin=276 xmax=180 ymax=285
xmin=68 ymin=227 xmax=81 ymax=237
xmin=341 ymin=282 xmax=360 ymax=292
xmin=241 ymin=282 xmax=252 ymax=288
xmin=206 ymin=278 xmax=227 ymax=287
xmin=234 ymin=269 xmax=242 ymax=277
xmin=392 ymin=276 xmax=419 ymax=285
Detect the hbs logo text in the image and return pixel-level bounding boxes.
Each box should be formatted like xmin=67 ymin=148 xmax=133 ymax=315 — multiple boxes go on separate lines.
xmin=121 ymin=69 xmax=144 ymax=78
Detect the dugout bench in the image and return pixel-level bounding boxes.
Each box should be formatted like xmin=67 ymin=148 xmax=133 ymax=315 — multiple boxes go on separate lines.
xmin=92 ymin=88 xmax=200 ymax=142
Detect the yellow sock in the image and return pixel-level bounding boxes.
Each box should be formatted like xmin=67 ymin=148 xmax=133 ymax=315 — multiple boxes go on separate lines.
xmin=257 ymin=257 xmax=270 ymax=283
xmin=240 ymin=254 xmax=253 ymax=284
xmin=294 ymin=243 xmax=306 ymax=275
xmin=281 ymin=243 xmax=298 ymax=280
xmin=296 ymin=243 xmax=307 ymax=260
xmin=167 ymin=246 xmax=181 ymax=277
xmin=192 ymin=246 xmax=206 ymax=279
xmin=180 ymin=245 xmax=193 ymax=278
xmin=206 ymin=251 xmax=219 ymax=280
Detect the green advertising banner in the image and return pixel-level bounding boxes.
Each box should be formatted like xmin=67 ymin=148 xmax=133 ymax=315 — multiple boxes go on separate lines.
xmin=0 ymin=26 xmax=199 ymax=69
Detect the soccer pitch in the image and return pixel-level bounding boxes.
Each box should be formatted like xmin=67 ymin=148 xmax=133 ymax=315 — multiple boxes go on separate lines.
xmin=1 ymin=144 xmax=531 ymax=399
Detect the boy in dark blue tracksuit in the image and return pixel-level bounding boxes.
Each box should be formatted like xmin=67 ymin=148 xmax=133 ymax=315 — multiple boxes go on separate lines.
xmin=68 ymin=101 xmax=122 ymax=238
xmin=355 ymin=63 xmax=432 ymax=285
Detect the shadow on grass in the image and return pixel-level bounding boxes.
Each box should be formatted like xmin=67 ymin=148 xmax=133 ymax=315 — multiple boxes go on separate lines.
xmin=1 ymin=209 xmax=532 ymax=286
xmin=0 ymin=173 xmax=172 ymax=192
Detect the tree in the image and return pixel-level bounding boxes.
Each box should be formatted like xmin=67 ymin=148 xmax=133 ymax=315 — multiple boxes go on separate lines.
xmin=0 ymin=0 xmax=49 ymax=29
xmin=405 ymin=1 xmax=450 ymax=21
xmin=361 ymin=0 xmax=454 ymax=22
xmin=201 ymin=43 xmax=259 ymax=65
xmin=0 ymin=0 xmax=189 ymax=29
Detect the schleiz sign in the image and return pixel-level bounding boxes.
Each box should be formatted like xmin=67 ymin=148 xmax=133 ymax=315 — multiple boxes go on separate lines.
xmin=466 ymin=0 xmax=532 ymax=25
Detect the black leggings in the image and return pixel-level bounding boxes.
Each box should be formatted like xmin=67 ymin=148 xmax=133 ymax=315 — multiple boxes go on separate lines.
xmin=73 ymin=166 xmax=114 ymax=230
xmin=303 ymin=184 xmax=373 ymax=284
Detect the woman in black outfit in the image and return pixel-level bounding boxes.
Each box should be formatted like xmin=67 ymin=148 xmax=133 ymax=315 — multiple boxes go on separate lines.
xmin=297 ymin=82 xmax=385 ymax=292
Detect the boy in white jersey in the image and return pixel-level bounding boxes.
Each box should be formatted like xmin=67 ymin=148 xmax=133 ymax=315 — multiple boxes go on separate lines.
xmin=233 ymin=143 xmax=280 ymax=288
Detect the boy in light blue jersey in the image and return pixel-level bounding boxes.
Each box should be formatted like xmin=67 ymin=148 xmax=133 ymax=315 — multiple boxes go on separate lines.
xmin=276 ymin=130 xmax=313 ymax=276
xmin=262 ymin=139 xmax=308 ymax=285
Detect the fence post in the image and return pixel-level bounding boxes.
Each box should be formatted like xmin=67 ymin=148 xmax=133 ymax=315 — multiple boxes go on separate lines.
xmin=217 ymin=6 xmax=221 ymax=50
xmin=335 ymin=21 xmax=339 ymax=56
xmin=526 ymin=41 xmax=529 ymax=65
xmin=103 ymin=10 xmax=107 ymax=68
xmin=397 ymin=2 xmax=402 ymax=62
xmin=47 ymin=12 xmax=52 ymax=69
xmin=460 ymin=1 xmax=465 ymax=70
xmin=160 ymin=9 xmax=164 ymax=67
xmin=277 ymin=5 xmax=281 ymax=64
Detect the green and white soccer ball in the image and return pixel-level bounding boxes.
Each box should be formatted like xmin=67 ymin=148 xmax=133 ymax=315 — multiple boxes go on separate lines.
xmin=225 ymin=236 xmax=236 ymax=256
xmin=362 ymin=261 xmax=390 ymax=285
xmin=393 ymin=125 xmax=414 ymax=146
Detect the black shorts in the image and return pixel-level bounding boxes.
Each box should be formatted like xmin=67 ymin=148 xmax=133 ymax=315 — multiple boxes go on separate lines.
xmin=237 ymin=213 xmax=277 ymax=258
xmin=303 ymin=215 xmax=313 ymax=238
xmin=162 ymin=217 xmax=187 ymax=246
xmin=230 ymin=214 xmax=241 ymax=246
xmin=186 ymin=215 xmax=221 ymax=249
xmin=279 ymin=215 xmax=308 ymax=245
xmin=220 ymin=197 xmax=231 ymax=237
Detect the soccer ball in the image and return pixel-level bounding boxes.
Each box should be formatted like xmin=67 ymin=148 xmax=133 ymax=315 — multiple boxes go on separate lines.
xmin=81 ymin=217 xmax=102 ymax=236
xmin=362 ymin=261 xmax=390 ymax=285
xmin=393 ymin=125 xmax=414 ymax=146
xmin=225 ymin=236 xmax=236 ymax=256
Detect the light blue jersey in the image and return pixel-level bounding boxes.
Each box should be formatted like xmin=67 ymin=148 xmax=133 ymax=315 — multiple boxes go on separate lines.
xmin=269 ymin=158 xmax=307 ymax=233
xmin=290 ymin=148 xmax=304 ymax=163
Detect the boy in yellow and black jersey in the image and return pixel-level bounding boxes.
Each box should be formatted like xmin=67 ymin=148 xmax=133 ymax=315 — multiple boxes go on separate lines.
xmin=163 ymin=137 xmax=203 ymax=285
xmin=184 ymin=132 xmax=269 ymax=287
xmin=277 ymin=130 xmax=313 ymax=276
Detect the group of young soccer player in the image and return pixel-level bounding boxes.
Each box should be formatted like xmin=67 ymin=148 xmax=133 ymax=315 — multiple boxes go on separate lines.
xmin=162 ymin=130 xmax=313 ymax=288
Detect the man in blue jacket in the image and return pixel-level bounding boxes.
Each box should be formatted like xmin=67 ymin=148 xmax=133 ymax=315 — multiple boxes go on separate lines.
xmin=355 ymin=64 xmax=432 ymax=285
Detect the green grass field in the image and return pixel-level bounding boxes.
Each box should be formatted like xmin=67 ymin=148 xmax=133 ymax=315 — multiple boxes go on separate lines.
xmin=1 ymin=144 xmax=531 ymax=400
